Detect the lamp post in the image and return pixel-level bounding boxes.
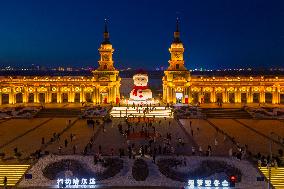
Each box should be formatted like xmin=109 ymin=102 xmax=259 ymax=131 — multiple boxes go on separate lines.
xmin=268 ymin=131 xmax=277 ymax=189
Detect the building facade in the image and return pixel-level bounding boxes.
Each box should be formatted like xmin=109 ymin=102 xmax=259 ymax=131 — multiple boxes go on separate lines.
xmin=0 ymin=22 xmax=121 ymax=105
xmin=163 ymin=20 xmax=284 ymax=105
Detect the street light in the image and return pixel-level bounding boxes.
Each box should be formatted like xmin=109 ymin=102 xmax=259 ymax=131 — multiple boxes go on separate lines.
xmin=268 ymin=131 xmax=280 ymax=189
xmin=268 ymin=132 xmax=273 ymax=189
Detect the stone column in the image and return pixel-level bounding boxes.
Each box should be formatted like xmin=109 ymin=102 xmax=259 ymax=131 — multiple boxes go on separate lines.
xmin=235 ymin=89 xmax=241 ymax=103
xmin=80 ymin=87 xmax=85 ymax=103
xmin=246 ymin=88 xmax=251 ymax=103
xmin=260 ymin=89 xmax=265 ymax=103
xmin=57 ymin=89 xmax=61 ymax=103
xmin=23 ymin=88 xmax=28 ymax=103
xmin=272 ymin=87 xmax=279 ymax=104
xmin=172 ymin=88 xmax=175 ymax=104
xmin=222 ymin=90 xmax=226 ymax=103
xmin=211 ymin=89 xmax=215 ymax=103
xmin=34 ymin=88 xmax=39 ymax=103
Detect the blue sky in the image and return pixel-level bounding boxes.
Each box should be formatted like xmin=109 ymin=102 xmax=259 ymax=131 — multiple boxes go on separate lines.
xmin=0 ymin=0 xmax=283 ymax=69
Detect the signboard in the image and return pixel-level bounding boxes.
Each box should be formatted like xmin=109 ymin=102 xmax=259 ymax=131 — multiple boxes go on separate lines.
xmin=188 ymin=179 xmax=230 ymax=188
xmin=56 ymin=178 xmax=96 ymax=188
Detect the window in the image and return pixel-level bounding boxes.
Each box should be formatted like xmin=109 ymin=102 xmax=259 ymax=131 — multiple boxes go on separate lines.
xmin=176 ymin=64 xmax=179 ymax=69
xmin=104 ymin=65 xmax=107 ymax=69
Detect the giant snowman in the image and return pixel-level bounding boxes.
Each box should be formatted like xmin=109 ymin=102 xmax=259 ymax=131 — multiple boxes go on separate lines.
xmin=129 ymin=71 xmax=154 ymax=104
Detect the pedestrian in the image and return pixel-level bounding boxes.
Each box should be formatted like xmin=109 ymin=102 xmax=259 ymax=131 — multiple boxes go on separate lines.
xmin=73 ymin=145 xmax=77 ymax=154
xmin=153 ymin=153 xmax=156 ymax=163
xmin=214 ymin=138 xmax=218 ymax=146
xmin=99 ymin=145 xmax=102 ymax=154
xmin=192 ymin=146 xmax=195 ymax=155
xmin=183 ymin=157 xmax=187 ymax=167
xmin=198 ymin=146 xmax=203 ymax=155
xmin=64 ymin=139 xmax=68 ymax=147
xmin=41 ymin=137 xmax=45 ymax=145
xmin=229 ymin=148 xmax=233 ymax=157
xmin=119 ymin=148 xmax=122 ymax=158
xmin=111 ymin=148 xmax=114 ymax=156
xmin=58 ymin=146 xmax=62 ymax=154
xmin=3 ymin=176 xmax=7 ymax=188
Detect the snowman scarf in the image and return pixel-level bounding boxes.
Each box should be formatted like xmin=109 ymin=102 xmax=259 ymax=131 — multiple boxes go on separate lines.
xmin=132 ymin=86 xmax=148 ymax=98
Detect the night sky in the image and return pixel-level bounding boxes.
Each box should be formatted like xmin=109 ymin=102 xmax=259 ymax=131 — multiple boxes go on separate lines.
xmin=0 ymin=0 xmax=283 ymax=70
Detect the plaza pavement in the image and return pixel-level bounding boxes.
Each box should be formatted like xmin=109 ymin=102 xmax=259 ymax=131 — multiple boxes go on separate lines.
xmin=93 ymin=118 xmax=194 ymax=156
xmin=180 ymin=118 xmax=284 ymax=157
xmin=0 ymin=111 xmax=283 ymax=164
xmin=0 ymin=118 xmax=49 ymax=148
xmin=179 ymin=119 xmax=235 ymax=156
xmin=45 ymin=119 xmax=101 ymax=155
xmin=0 ymin=118 xmax=76 ymax=162
xmin=208 ymin=119 xmax=283 ymax=155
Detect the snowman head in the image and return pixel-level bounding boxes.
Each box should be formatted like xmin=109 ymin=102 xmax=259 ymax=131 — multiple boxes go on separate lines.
xmin=133 ymin=73 xmax=148 ymax=86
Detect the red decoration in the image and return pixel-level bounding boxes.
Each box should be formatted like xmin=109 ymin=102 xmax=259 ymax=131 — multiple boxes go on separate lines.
xmin=132 ymin=86 xmax=148 ymax=96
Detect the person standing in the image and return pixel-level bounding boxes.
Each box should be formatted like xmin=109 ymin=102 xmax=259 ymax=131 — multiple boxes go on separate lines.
xmin=64 ymin=139 xmax=68 ymax=147
xmin=41 ymin=137 xmax=45 ymax=145
xmin=3 ymin=176 xmax=7 ymax=189
xmin=73 ymin=145 xmax=77 ymax=154
xmin=192 ymin=146 xmax=195 ymax=155
xmin=70 ymin=133 xmax=73 ymax=142
xmin=58 ymin=146 xmax=62 ymax=154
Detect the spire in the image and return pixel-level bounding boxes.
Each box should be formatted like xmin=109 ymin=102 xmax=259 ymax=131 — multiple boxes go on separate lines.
xmin=102 ymin=18 xmax=110 ymax=44
xmin=173 ymin=17 xmax=181 ymax=43
xmin=176 ymin=17 xmax=179 ymax=32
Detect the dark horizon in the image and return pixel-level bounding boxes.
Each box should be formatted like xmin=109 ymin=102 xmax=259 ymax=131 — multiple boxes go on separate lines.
xmin=0 ymin=0 xmax=283 ymax=70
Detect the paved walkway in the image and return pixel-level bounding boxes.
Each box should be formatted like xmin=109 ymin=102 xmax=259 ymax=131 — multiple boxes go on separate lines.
xmin=93 ymin=118 xmax=194 ymax=156
xmin=207 ymin=119 xmax=283 ymax=155
xmin=1 ymin=118 xmax=76 ymax=162
xmin=179 ymin=119 xmax=235 ymax=156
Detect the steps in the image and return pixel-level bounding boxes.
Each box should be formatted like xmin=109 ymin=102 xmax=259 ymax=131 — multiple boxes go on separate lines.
xmin=110 ymin=106 xmax=173 ymax=118
xmin=201 ymin=108 xmax=252 ymax=119
xmin=0 ymin=164 xmax=30 ymax=186
xmin=259 ymin=167 xmax=284 ymax=188
xmin=36 ymin=108 xmax=81 ymax=118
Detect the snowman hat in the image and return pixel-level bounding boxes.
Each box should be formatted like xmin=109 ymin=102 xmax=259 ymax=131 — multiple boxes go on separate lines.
xmin=135 ymin=69 xmax=147 ymax=75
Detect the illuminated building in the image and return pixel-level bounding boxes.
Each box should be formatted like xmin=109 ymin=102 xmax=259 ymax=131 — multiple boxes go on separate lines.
xmin=163 ymin=19 xmax=284 ymax=104
xmin=0 ymin=20 xmax=121 ymax=105
xmin=0 ymin=19 xmax=283 ymax=106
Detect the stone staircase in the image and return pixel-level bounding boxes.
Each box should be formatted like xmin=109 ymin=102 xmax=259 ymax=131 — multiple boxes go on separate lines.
xmin=0 ymin=164 xmax=30 ymax=186
xmin=259 ymin=167 xmax=284 ymax=189
xmin=110 ymin=106 xmax=173 ymax=118
xmin=35 ymin=108 xmax=81 ymax=118
xmin=201 ymin=108 xmax=252 ymax=119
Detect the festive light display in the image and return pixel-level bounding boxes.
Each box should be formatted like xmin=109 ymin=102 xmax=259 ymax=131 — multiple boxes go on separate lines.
xmin=187 ymin=179 xmax=230 ymax=188
xmin=56 ymin=178 xmax=96 ymax=188
xmin=129 ymin=73 xmax=154 ymax=105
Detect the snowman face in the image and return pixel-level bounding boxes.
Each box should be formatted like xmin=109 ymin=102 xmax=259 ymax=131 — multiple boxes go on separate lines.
xmin=133 ymin=74 xmax=148 ymax=86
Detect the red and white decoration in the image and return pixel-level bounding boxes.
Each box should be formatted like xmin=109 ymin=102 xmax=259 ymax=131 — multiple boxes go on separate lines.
xmin=129 ymin=73 xmax=154 ymax=104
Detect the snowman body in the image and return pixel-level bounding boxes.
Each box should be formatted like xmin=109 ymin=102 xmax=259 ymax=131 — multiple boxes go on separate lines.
xmin=130 ymin=73 xmax=152 ymax=101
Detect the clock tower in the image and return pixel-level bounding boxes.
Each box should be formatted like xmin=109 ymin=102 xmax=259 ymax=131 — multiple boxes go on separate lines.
xmin=92 ymin=19 xmax=121 ymax=104
xmin=97 ymin=19 xmax=116 ymax=71
xmin=162 ymin=18 xmax=191 ymax=104
xmin=167 ymin=18 xmax=187 ymax=71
